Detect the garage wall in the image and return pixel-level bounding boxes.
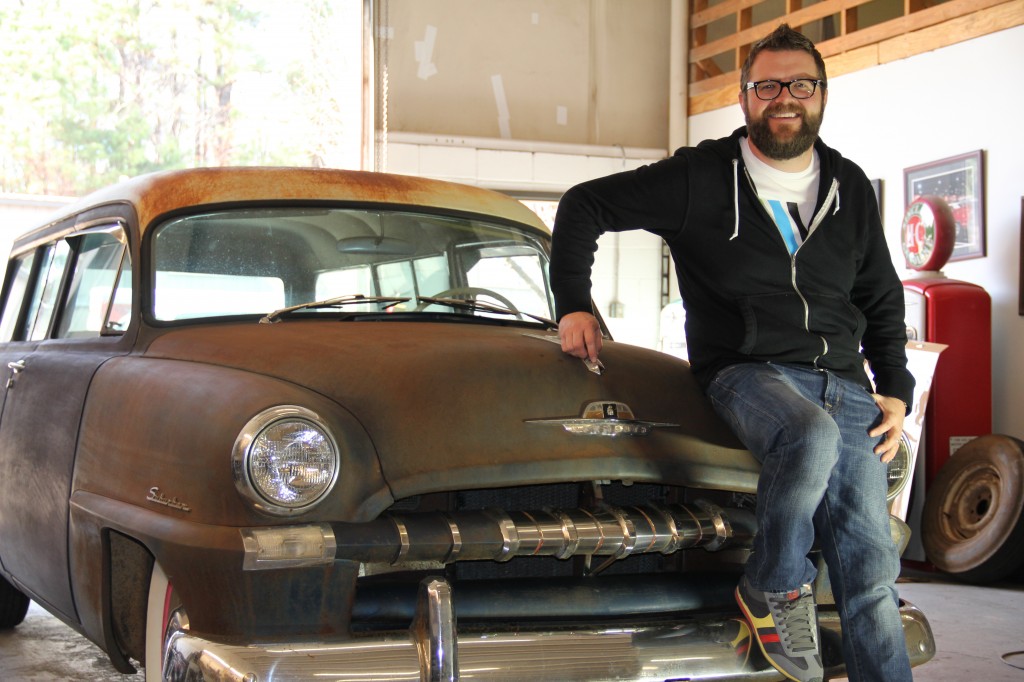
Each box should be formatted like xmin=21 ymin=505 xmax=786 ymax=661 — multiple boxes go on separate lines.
xmin=379 ymin=0 xmax=671 ymax=149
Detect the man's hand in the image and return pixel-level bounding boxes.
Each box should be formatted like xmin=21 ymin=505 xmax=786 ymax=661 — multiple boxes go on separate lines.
xmin=869 ymin=394 xmax=907 ymax=463
xmin=558 ymin=311 xmax=603 ymax=363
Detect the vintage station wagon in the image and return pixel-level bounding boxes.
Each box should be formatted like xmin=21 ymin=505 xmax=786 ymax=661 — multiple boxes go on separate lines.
xmin=0 ymin=168 xmax=934 ymax=680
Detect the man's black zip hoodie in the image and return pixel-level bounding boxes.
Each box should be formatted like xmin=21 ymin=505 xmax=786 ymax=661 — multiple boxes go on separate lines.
xmin=550 ymin=126 xmax=915 ymax=410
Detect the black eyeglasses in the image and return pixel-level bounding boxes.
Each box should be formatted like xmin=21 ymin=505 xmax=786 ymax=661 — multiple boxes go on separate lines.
xmin=744 ymin=79 xmax=825 ymax=101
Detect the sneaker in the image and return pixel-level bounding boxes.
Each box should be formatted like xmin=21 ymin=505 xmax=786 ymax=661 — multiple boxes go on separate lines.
xmin=735 ymin=575 xmax=823 ymax=682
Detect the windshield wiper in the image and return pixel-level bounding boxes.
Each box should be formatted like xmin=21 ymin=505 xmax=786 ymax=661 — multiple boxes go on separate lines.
xmin=415 ymin=296 xmax=558 ymax=330
xmin=260 ymin=295 xmax=411 ymax=324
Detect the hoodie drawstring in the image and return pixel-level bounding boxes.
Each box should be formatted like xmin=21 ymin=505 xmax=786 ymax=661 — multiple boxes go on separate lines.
xmin=730 ymin=158 xmax=740 ymax=240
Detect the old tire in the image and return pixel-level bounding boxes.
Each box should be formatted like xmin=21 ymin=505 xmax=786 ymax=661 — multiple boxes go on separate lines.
xmin=0 ymin=574 xmax=30 ymax=629
xmin=922 ymin=434 xmax=1024 ymax=584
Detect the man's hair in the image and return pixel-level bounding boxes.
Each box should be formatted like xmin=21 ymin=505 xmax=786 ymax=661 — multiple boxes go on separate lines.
xmin=740 ymin=24 xmax=827 ymax=91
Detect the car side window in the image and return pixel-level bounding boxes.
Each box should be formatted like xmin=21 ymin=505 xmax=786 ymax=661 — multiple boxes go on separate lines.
xmin=27 ymin=240 xmax=71 ymax=341
xmin=0 ymin=252 xmax=38 ymax=343
xmin=0 ymin=226 xmax=132 ymax=342
xmin=56 ymin=230 xmax=131 ymax=338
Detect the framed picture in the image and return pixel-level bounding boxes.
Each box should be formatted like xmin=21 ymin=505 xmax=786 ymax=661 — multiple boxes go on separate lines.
xmin=904 ymin=150 xmax=985 ymax=261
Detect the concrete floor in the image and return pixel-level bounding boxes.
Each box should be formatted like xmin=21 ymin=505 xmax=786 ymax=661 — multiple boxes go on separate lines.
xmin=0 ymin=572 xmax=1022 ymax=681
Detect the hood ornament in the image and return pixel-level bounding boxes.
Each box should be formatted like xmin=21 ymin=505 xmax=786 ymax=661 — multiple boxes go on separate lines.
xmin=526 ymin=401 xmax=678 ymax=437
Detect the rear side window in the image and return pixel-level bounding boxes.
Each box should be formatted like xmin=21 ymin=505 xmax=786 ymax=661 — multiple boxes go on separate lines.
xmin=0 ymin=224 xmax=131 ymax=342
xmin=0 ymin=252 xmax=38 ymax=343
xmin=26 ymin=241 xmax=70 ymax=341
xmin=56 ymin=231 xmax=132 ymax=338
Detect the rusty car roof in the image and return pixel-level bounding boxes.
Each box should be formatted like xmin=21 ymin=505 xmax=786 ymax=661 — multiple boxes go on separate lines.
xmin=13 ymin=167 xmax=549 ymax=249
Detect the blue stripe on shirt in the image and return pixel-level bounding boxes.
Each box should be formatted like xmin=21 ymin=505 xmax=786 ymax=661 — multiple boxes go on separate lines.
xmin=766 ymin=199 xmax=800 ymax=254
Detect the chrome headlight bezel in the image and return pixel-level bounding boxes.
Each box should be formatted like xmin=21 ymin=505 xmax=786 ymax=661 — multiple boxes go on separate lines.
xmin=232 ymin=406 xmax=340 ymax=516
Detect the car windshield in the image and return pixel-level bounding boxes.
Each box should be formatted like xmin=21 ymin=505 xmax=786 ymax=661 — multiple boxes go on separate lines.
xmin=150 ymin=207 xmax=555 ymax=324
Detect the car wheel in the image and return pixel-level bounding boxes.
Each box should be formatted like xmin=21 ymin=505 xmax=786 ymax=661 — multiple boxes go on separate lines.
xmin=145 ymin=562 xmax=183 ymax=681
xmin=922 ymin=434 xmax=1024 ymax=584
xmin=0 ymin=574 xmax=30 ymax=629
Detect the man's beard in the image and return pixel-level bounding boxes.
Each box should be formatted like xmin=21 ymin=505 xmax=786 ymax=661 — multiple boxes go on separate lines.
xmin=746 ymin=103 xmax=823 ymax=160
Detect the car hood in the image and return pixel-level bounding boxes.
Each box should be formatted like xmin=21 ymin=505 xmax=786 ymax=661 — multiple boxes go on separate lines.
xmin=142 ymin=321 xmax=756 ymax=500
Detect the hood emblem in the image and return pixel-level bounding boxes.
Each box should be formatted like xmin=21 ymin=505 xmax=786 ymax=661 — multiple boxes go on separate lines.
xmin=147 ymin=486 xmax=192 ymax=513
xmin=526 ymin=401 xmax=678 ymax=437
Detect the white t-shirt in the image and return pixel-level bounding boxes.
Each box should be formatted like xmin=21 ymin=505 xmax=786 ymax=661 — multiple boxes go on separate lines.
xmin=740 ymin=136 xmax=820 ymax=254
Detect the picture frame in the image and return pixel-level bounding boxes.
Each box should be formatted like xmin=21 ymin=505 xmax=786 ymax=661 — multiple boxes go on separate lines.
xmin=903 ymin=150 xmax=985 ymax=262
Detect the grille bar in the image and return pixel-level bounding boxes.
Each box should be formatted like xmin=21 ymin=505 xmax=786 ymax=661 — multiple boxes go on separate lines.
xmin=331 ymin=502 xmax=755 ymax=565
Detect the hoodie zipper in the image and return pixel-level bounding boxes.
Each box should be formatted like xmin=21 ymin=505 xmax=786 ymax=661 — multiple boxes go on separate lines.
xmin=738 ymin=161 xmax=841 ymax=367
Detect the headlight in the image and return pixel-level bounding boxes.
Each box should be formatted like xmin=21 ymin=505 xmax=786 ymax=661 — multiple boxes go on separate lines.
xmin=886 ymin=431 xmax=913 ymax=502
xmin=233 ymin=406 xmax=340 ymax=515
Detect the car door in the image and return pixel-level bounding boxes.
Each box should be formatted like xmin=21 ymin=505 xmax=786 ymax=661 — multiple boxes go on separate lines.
xmin=0 ymin=223 xmax=133 ymax=620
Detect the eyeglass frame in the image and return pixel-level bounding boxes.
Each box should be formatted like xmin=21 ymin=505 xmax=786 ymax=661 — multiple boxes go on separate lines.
xmin=743 ymin=79 xmax=826 ymax=101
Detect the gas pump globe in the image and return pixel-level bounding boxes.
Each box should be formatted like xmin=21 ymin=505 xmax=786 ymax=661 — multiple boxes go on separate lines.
xmin=901 ymin=195 xmax=956 ymax=278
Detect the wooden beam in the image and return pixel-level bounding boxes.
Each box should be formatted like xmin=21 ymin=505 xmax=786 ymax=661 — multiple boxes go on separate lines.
xmin=690 ymin=0 xmax=874 ymax=64
xmin=879 ymin=0 xmax=1024 ymax=61
xmin=691 ymin=0 xmax=760 ymax=29
xmin=817 ymin=0 xmax=1014 ymax=57
xmin=688 ymin=0 xmax=1024 ymax=115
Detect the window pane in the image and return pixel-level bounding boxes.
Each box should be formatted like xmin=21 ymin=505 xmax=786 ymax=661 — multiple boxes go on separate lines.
xmin=57 ymin=231 xmax=128 ymax=338
xmin=0 ymin=252 xmax=37 ymax=342
xmin=414 ymin=256 xmax=449 ymax=295
xmin=466 ymin=246 xmax=551 ymax=316
xmin=155 ymin=272 xmax=284 ymax=321
xmin=315 ymin=266 xmax=373 ymax=301
xmin=28 ymin=241 xmax=70 ymax=340
xmin=377 ymin=261 xmax=415 ymax=298
xmin=152 ymin=207 xmax=553 ymax=321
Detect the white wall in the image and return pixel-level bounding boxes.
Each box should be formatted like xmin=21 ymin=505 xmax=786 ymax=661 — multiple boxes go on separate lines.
xmin=690 ymin=26 xmax=1024 ymax=439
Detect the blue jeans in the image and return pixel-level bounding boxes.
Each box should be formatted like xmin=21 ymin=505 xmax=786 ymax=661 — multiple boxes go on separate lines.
xmin=706 ymin=362 xmax=912 ymax=682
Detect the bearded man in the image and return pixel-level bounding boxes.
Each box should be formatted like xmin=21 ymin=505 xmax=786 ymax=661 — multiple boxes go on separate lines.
xmin=549 ymin=24 xmax=914 ymax=682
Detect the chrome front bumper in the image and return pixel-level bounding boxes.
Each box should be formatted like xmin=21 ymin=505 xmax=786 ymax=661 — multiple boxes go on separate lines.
xmin=163 ymin=577 xmax=936 ymax=682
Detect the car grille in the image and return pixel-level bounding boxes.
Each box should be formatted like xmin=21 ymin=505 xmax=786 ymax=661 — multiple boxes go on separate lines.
xmin=384 ymin=481 xmax=712 ymax=581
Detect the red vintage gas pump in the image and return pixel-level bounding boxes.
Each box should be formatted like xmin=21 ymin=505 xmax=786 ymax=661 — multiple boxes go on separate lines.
xmin=901 ymin=196 xmax=992 ymax=488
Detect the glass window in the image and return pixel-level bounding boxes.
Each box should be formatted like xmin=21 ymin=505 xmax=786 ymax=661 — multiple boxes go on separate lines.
xmin=152 ymin=207 xmax=554 ymax=322
xmin=466 ymin=244 xmax=551 ymax=316
xmin=414 ymin=256 xmax=449 ymax=295
xmin=315 ymin=266 xmax=373 ymax=302
xmin=56 ymin=231 xmax=130 ymax=338
xmin=0 ymin=252 xmax=38 ymax=343
xmin=155 ymin=271 xmax=284 ymax=321
xmin=27 ymin=241 xmax=70 ymax=340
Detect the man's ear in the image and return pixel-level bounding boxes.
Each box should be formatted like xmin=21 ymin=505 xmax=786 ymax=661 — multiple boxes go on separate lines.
xmin=738 ymin=89 xmax=748 ymax=117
